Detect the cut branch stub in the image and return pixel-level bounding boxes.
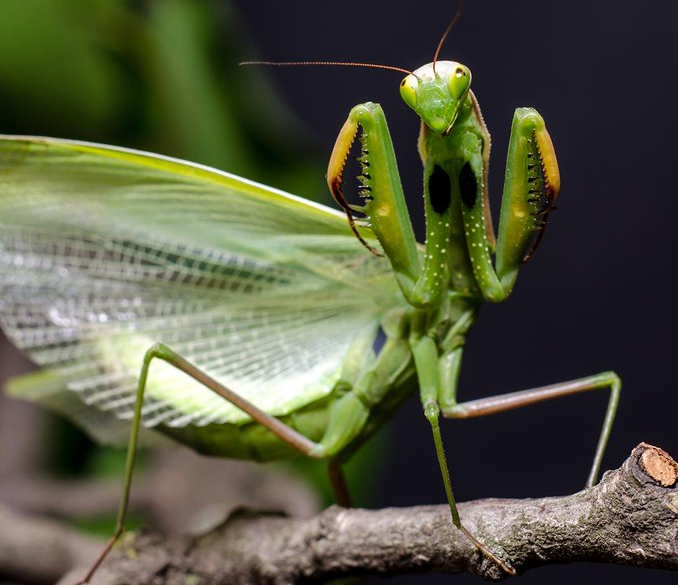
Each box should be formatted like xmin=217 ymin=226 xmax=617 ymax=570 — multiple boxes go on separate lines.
xmin=636 ymin=442 xmax=678 ymax=487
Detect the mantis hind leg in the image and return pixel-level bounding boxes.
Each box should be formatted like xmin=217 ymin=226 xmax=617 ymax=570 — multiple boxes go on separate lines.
xmin=77 ymin=342 xmax=326 ymax=584
xmin=442 ymin=371 xmax=622 ymax=487
xmin=328 ymin=458 xmax=352 ymax=507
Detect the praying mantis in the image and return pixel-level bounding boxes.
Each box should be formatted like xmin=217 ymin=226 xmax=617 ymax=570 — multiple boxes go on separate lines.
xmin=0 ymin=15 xmax=622 ymax=582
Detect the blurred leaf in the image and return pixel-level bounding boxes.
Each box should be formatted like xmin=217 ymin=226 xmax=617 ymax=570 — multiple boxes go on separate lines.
xmin=0 ymin=0 xmax=126 ymax=136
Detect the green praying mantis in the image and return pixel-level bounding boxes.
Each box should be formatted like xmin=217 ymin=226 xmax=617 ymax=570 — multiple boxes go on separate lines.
xmin=0 ymin=19 xmax=622 ymax=582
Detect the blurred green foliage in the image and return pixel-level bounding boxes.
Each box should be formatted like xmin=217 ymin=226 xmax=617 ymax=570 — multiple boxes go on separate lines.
xmin=0 ymin=0 xmax=324 ymax=196
xmin=0 ymin=0 xmax=386 ymax=515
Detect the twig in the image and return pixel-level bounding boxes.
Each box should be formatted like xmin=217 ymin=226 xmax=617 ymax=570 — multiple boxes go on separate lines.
xmin=48 ymin=443 xmax=678 ymax=584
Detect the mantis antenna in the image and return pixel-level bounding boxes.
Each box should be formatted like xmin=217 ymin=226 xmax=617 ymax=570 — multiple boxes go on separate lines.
xmin=239 ymin=59 xmax=420 ymax=256
xmin=239 ymin=60 xmax=416 ymax=78
xmin=432 ymin=1 xmax=465 ymax=75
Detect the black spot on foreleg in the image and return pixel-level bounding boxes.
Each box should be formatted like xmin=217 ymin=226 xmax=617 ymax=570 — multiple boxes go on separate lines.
xmin=459 ymin=162 xmax=478 ymax=208
xmin=429 ymin=165 xmax=452 ymax=214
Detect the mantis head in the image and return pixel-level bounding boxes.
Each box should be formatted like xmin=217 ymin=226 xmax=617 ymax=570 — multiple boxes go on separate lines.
xmin=400 ymin=61 xmax=471 ymax=135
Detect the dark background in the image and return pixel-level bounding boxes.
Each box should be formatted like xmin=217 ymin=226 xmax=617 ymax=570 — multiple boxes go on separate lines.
xmin=230 ymin=1 xmax=678 ymax=584
xmin=1 ymin=1 xmax=677 ymax=584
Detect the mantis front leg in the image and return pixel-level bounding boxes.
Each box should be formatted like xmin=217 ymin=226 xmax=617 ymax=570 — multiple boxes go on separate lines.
xmin=419 ymin=100 xmax=561 ymax=304
xmin=327 ymin=100 xmax=481 ymax=307
xmin=327 ymin=102 xmax=424 ymax=303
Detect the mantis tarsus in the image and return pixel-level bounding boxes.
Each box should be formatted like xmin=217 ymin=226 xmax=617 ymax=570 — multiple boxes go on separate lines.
xmin=0 ymin=23 xmax=621 ymax=582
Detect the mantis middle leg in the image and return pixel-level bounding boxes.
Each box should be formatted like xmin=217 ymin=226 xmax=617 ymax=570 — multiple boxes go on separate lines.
xmin=434 ymin=320 xmax=621 ymax=488
xmin=411 ymin=333 xmax=517 ymax=576
xmin=441 ymin=372 xmax=621 ymax=487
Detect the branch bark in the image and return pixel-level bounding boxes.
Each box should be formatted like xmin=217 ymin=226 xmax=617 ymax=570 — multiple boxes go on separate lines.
xmin=45 ymin=443 xmax=678 ymax=584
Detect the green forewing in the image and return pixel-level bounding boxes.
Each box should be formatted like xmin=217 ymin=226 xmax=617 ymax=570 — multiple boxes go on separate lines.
xmin=0 ymin=136 xmax=400 ymax=444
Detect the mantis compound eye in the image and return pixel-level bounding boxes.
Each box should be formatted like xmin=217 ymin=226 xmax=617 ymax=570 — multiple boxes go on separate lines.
xmin=448 ymin=65 xmax=471 ymax=99
xmin=400 ymin=74 xmax=419 ymax=108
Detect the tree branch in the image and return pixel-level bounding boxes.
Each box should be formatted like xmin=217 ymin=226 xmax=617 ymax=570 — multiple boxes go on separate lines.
xmin=0 ymin=502 xmax=101 ymax=585
xmin=49 ymin=443 xmax=678 ymax=584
